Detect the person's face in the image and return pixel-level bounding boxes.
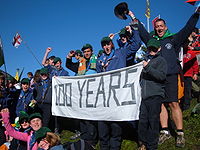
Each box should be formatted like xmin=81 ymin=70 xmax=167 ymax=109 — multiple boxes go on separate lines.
xmin=21 ymin=83 xmax=30 ymax=92
xmin=49 ymin=59 xmax=54 ymax=66
xmin=30 ymin=118 xmax=42 ymax=131
xmin=83 ymin=48 xmax=92 ymax=59
xmin=154 ymin=20 xmax=167 ymax=38
xmin=20 ymin=120 xmax=30 ymax=129
xmin=7 ymin=80 xmax=14 ymax=88
xmin=120 ymin=35 xmax=127 ymax=43
xmin=102 ymin=41 xmax=113 ymax=55
xmin=54 ymin=61 xmax=61 ymax=69
xmin=38 ymin=138 xmax=50 ymax=150
xmin=40 ymin=73 xmax=48 ymax=80
xmin=75 ymin=54 xmax=80 ymax=60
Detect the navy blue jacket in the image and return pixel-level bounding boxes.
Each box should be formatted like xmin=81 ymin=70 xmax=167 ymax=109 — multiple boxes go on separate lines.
xmin=137 ymin=12 xmax=199 ymax=75
xmin=97 ymin=30 xmax=141 ymax=72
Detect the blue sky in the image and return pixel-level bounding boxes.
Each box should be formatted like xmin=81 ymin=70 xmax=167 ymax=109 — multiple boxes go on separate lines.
xmin=0 ymin=0 xmax=199 ymax=77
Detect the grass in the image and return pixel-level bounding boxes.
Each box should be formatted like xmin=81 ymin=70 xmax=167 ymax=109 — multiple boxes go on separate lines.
xmin=59 ymin=99 xmax=200 ymax=150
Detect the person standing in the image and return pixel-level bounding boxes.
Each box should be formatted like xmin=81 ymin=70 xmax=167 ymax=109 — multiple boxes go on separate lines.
xmin=96 ymin=31 xmax=141 ymax=150
xmin=128 ymin=8 xmax=199 ymax=147
xmin=138 ymin=39 xmax=167 ymax=150
xmin=66 ymin=44 xmax=98 ymax=147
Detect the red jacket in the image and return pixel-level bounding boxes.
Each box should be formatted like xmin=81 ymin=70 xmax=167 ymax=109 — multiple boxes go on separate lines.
xmin=183 ymin=50 xmax=199 ymax=77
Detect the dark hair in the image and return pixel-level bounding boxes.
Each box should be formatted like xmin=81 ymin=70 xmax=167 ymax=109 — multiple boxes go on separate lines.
xmin=48 ymin=55 xmax=55 ymax=60
xmin=27 ymin=72 xmax=33 ymax=76
xmin=193 ymin=27 xmax=199 ymax=34
xmin=154 ymin=18 xmax=166 ymax=25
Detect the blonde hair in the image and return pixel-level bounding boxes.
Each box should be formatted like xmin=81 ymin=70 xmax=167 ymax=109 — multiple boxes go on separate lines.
xmin=45 ymin=132 xmax=61 ymax=147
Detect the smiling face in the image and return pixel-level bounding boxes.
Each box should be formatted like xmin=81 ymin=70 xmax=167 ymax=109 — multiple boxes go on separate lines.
xmin=102 ymin=41 xmax=113 ymax=55
xmin=21 ymin=83 xmax=30 ymax=92
xmin=30 ymin=118 xmax=42 ymax=131
xmin=83 ymin=48 xmax=92 ymax=59
xmin=20 ymin=121 xmax=30 ymax=129
xmin=154 ymin=20 xmax=167 ymax=38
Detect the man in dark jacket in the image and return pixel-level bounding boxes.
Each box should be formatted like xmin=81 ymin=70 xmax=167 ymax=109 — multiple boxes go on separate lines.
xmin=128 ymin=9 xmax=199 ymax=147
xmin=138 ymin=39 xmax=167 ymax=150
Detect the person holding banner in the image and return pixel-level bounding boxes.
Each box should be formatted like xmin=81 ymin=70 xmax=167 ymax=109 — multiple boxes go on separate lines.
xmin=128 ymin=7 xmax=200 ymax=147
xmin=66 ymin=43 xmax=97 ymax=75
xmin=66 ymin=44 xmax=98 ymax=147
xmin=96 ymin=31 xmax=141 ymax=150
xmin=138 ymin=39 xmax=167 ymax=150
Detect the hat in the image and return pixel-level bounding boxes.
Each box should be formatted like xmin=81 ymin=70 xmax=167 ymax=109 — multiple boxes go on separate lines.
xmin=114 ymin=2 xmax=129 ymax=20
xmin=19 ymin=111 xmax=29 ymax=123
xmin=53 ymin=57 xmax=61 ymax=63
xmin=98 ymin=49 xmax=104 ymax=56
xmin=119 ymin=28 xmax=127 ymax=36
xmin=81 ymin=44 xmax=93 ymax=51
xmin=21 ymin=78 xmax=30 ymax=84
xmin=28 ymin=113 xmax=42 ymax=122
xmin=35 ymin=127 xmax=51 ymax=141
xmin=147 ymin=39 xmax=161 ymax=49
xmin=6 ymin=76 xmax=15 ymax=82
xmin=75 ymin=50 xmax=82 ymax=55
xmin=40 ymin=68 xmax=48 ymax=74
xmin=101 ymin=37 xmax=112 ymax=44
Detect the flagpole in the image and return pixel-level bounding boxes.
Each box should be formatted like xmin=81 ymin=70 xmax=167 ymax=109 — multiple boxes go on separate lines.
xmin=23 ymin=41 xmax=43 ymax=67
xmin=147 ymin=17 xmax=150 ymax=33
xmin=0 ymin=36 xmax=8 ymax=80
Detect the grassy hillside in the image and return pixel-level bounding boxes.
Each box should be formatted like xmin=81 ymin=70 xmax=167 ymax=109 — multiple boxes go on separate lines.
xmin=59 ymin=99 xmax=200 ymax=150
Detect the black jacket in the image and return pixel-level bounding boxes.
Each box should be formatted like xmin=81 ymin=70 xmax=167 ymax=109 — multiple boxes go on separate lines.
xmin=137 ymin=12 xmax=199 ymax=75
xmin=140 ymin=53 xmax=167 ymax=99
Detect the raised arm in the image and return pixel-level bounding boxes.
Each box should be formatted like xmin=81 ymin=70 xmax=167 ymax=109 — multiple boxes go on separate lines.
xmin=42 ymin=47 xmax=52 ymax=66
xmin=1 ymin=108 xmax=28 ymax=142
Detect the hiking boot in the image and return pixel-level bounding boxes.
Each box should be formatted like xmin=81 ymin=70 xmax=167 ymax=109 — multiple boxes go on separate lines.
xmin=138 ymin=144 xmax=146 ymax=150
xmin=158 ymin=130 xmax=172 ymax=145
xmin=176 ymin=132 xmax=185 ymax=148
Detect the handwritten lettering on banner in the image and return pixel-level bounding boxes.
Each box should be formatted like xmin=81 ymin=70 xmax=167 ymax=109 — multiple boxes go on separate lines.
xmin=52 ymin=62 xmax=143 ymax=121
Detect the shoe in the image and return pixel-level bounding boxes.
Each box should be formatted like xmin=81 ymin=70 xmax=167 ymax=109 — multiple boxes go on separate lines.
xmin=138 ymin=144 xmax=146 ymax=150
xmin=176 ymin=132 xmax=185 ymax=148
xmin=70 ymin=130 xmax=81 ymax=140
xmin=158 ymin=130 xmax=172 ymax=145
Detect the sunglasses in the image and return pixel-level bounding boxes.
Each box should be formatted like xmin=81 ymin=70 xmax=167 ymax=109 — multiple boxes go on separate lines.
xmin=19 ymin=118 xmax=28 ymax=124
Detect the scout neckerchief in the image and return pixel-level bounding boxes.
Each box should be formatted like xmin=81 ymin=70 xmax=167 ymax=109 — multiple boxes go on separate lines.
xmin=99 ymin=49 xmax=115 ymax=72
xmin=88 ymin=54 xmax=97 ymax=70
xmin=19 ymin=89 xmax=31 ymax=109
xmin=41 ymin=78 xmax=49 ymax=100
xmin=77 ymin=57 xmax=87 ymax=75
xmin=29 ymin=132 xmax=36 ymax=150
xmin=150 ymin=29 xmax=175 ymax=40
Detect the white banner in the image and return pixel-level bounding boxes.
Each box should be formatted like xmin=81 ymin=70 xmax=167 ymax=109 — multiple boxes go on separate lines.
xmin=52 ymin=62 xmax=143 ymax=121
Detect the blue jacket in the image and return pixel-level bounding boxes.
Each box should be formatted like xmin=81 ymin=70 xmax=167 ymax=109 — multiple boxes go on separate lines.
xmin=117 ymin=30 xmax=142 ymax=66
xmin=97 ymin=31 xmax=141 ymax=72
xmin=45 ymin=65 xmax=69 ymax=79
xmin=16 ymin=88 xmax=35 ymax=116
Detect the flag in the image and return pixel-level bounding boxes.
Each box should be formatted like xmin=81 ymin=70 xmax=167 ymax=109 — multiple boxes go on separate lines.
xmin=145 ymin=0 xmax=150 ymax=18
xmin=185 ymin=0 xmax=200 ymax=5
xmin=15 ymin=69 xmax=19 ymax=81
xmin=152 ymin=15 xmax=160 ymax=28
xmin=12 ymin=33 xmax=22 ymax=48
xmin=19 ymin=67 xmax=24 ymax=81
xmin=0 ymin=38 xmax=5 ymax=67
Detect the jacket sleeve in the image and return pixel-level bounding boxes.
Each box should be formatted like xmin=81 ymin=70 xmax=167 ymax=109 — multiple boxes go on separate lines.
xmin=2 ymin=112 xmax=28 ymax=142
xmin=96 ymin=58 xmax=102 ymax=73
xmin=126 ymin=30 xmax=142 ymax=56
xmin=137 ymin=20 xmax=151 ymax=45
xmin=143 ymin=58 xmax=167 ymax=81
xmin=65 ymin=58 xmax=79 ymax=73
xmin=174 ymin=12 xmax=199 ymax=49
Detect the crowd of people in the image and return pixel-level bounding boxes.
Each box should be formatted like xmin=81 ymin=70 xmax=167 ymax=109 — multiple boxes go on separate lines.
xmin=0 ymin=6 xmax=200 ymax=150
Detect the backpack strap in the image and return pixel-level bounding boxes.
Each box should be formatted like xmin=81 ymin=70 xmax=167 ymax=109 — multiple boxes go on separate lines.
xmin=80 ymin=139 xmax=85 ymax=150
